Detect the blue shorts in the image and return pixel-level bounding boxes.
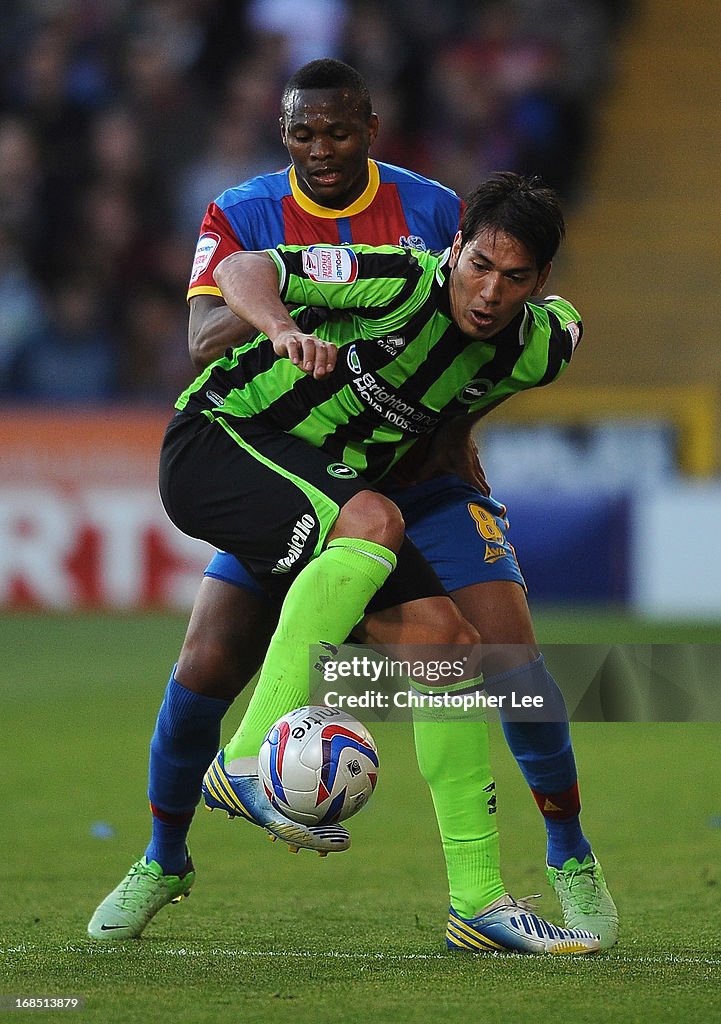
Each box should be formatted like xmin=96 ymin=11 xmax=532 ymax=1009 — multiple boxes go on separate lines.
xmin=203 ymin=474 xmax=525 ymax=598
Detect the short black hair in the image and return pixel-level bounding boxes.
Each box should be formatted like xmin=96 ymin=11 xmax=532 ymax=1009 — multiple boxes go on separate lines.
xmin=461 ymin=172 xmax=566 ymax=271
xmin=281 ymin=58 xmax=372 ymax=121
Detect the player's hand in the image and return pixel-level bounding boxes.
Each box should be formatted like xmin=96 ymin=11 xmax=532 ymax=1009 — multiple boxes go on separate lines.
xmin=272 ymin=330 xmax=337 ymax=379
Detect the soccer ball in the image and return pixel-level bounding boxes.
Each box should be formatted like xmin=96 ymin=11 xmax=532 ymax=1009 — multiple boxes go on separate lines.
xmin=259 ymin=705 xmax=379 ymax=826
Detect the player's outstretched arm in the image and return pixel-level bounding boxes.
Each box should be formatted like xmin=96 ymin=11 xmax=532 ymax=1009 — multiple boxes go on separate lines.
xmin=188 ymin=294 xmax=259 ymax=371
xmin=214 ymin=251 xmax=337 ymax=379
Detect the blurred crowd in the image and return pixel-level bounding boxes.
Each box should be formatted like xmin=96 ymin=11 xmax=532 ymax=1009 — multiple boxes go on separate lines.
xmin=0 ymin=0 xmax=632 ymax=403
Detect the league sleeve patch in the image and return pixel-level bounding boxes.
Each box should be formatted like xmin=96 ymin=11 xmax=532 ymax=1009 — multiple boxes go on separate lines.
xmin=566 ymin=321 xmax=582 ymax=351
xmin=302 ymin=245 xmax=358 ymax=284
xmin=190 ymin=232 xmax=221 ymax=282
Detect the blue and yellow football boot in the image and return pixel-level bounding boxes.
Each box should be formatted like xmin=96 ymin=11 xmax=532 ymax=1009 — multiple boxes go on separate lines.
xmin=446 ymin=894 xmax=601 ymax=955
xmin=202 ymin=749 xmax=350 ymax=854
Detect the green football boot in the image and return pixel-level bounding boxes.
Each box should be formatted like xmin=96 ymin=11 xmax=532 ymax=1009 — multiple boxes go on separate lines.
xmin=547 ymin=854 xmax=619 ymax=949
xmin=87 ymin=856 xmax=195 ymax=940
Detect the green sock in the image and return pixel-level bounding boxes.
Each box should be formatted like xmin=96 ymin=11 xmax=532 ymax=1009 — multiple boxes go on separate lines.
xmin=224 ymin=537 xmax=396 ymax=763
xmin=413 ymin=691 xmax=505 ymax=917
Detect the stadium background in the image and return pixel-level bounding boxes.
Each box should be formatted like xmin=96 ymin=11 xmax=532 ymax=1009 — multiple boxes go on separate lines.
xmin=0 ymin=0 xmax=719 ymax=619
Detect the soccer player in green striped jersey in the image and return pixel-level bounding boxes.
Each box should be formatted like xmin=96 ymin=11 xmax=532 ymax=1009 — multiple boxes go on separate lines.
xmin=174 ymin=242 xmax=575 ymax=482
xmin=155 ymin=173 xmax=614 ymax=954
xmin=166 ymin=174 xmax=574 ymax=620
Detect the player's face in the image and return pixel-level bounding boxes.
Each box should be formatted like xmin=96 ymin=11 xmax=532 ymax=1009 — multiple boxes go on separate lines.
xmin=280 ymin=88 xmax=379 ymax=210
xmin=448 ymin=227 xmax=551 ymax=341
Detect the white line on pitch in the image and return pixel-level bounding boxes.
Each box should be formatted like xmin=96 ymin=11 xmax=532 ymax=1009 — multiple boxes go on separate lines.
xmin=5 ymin=945 xmax=720 ymax=967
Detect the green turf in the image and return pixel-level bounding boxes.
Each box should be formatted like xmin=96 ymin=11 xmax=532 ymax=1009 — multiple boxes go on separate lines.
xmin=1 ymin=612 xmax=720 ymax=1023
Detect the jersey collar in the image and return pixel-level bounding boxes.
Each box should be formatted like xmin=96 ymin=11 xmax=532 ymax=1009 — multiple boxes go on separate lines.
xmin=288 ymin=160 xmax=380 ymax=218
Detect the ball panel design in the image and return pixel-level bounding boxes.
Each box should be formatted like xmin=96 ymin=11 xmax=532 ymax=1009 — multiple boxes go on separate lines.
xmin=259 ymin=706 xmax=379 ymax=825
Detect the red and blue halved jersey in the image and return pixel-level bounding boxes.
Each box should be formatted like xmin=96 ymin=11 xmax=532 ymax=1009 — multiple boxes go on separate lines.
xmin=187 ymin=159 xmax=462 ymax=300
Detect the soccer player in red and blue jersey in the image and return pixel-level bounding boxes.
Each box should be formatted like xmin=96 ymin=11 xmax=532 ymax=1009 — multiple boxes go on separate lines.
xmin=88 ymin=59 xmax=617 ymax=950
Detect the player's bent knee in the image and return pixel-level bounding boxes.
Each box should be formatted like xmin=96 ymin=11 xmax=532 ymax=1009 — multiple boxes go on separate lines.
xmin=413 ymin=597 xmax=481 ymax=647
xmin=331 ymin=490 xmax=405 ymax=552
xmin=175 ymin=576 xmax=276 ymax=699
xmin=176 ymin=635 xmax=249 ymax=701
xmin=436 ymin=607 xmax=480 ymax=647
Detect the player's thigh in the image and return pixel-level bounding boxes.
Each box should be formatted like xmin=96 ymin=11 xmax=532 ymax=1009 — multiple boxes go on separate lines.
xmin=160 ymin=413 xmax=371 ymax=597
xmin=358 ymin=594 xmax=479 ymax=647
xmin=360 ymin=581 xmax=537 ymax=678
xmin=359 ymin=531 xmax=475 ymax=646
xmin=379 ymin=477 xmax=537 ymax=672
xmin=204 ymin=549 xmax=269 ymax=599
xmin=176 ymin=575 xmax=279 ymax=700
xmin=385 ymin=477 xmax=526 ymax=594
xmin=450 ymin=580 xmax=538 ymax=675
xmin=451 ymin=580 xmax=536 ymax=645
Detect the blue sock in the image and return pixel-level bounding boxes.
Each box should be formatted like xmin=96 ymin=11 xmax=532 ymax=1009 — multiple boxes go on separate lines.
xmin=145 ymin=668 xmax=231 ymax=874
xmin=484 ymin=654 xmax=591 ymax=869
xmin=542 ymin=817 xmax=592 ymax=870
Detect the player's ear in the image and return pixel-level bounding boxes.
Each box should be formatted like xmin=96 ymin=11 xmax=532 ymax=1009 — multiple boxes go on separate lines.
xmin=533 ymin=262 xmax=552 ymax=295
xmin=449 ymin=230 xmax=463 ymax=267
xmin=367 ymin=113 xmax=379 ymax=147
xmin=279 ymin=116 xmax=287 ymax=146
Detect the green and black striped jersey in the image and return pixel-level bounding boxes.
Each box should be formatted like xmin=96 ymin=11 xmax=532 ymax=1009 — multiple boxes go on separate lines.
xmin=176 ymin=243 xmax=582 ymax=483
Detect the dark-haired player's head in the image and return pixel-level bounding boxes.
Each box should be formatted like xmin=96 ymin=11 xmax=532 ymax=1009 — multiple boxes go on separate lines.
xmin=281 ymin=59 xmax=373 ymax=121
xmin=460 ymin=171 xmax=566 ymax=272
xmin=449 ymin=172 xmax=565 ymax=341
xmin=279 ymin=59 xmax=378 ymax=211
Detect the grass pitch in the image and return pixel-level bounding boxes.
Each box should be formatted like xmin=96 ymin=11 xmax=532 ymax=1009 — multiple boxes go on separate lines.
xmin=1 ymin=611 xmax=720 ymax=1023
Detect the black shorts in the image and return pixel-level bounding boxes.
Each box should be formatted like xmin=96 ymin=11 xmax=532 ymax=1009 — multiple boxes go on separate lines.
xmin=159 ymin=412 xmax=446 ymax=607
